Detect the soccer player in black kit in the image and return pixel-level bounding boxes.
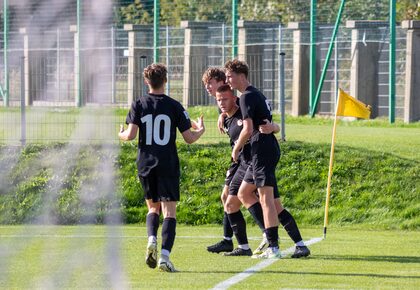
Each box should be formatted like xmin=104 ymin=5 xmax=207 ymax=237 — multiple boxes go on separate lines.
xmin=203 ymin=68 xmax=268 ymax=256
xmin=215 ymin=84 xmax=263 ymax=256
xmin=203 ymin=68 xmax=256 ymax=254
xmin=224 ymin=59 xmax=310 ymax=259
xmin=119 ymin=63 xmax=205 ymax=272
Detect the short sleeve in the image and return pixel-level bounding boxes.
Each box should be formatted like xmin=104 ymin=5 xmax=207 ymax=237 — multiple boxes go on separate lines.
xmin=240 ymin=92 xmax=255 ymax=120
xmin=126 ymin=100 xmax=141 ymax=126
xmin=176 ymin=103 xmax=192 ymax=133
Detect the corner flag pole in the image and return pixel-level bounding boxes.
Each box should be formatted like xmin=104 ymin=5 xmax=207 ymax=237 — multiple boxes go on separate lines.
xmin=323 ymin=91 xmax=340 ymax=239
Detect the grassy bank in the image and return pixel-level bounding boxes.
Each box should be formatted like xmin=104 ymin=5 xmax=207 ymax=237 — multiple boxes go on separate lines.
xmin=0 ymin=139 xmax=418 ymax=229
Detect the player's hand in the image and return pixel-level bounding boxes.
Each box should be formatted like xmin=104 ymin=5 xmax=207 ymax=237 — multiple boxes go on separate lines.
xmin=231 ymin=147 xmax=240 ymax=163
xmin=192 ymin=115 xmax=205 ymax=132
xmin=259 ymin=119 xmax=273 ymax=134
xmin=217 ymin=113 xmax=227 ymax=134
xmin=119 ymin=124 xmax=125 ymax=133
xmin=191 ymin=119 xmax=198 ymax=130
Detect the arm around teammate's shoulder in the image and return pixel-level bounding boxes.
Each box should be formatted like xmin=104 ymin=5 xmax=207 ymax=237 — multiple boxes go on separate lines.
xmin=259 ymin=119 xmax=280 ymax=134
xmin=181 ymin=115 xmax=205 ymax=144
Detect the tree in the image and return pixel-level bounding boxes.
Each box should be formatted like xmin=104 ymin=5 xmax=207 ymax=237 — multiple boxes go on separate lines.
xmin=238 ymin=0 xmax=285 ymax=22
xmin=116 ymin=0 xmax=420 ymax=27
xmin=396 ymin=0 xmax=420 ymax=21
xmin=118 ymin=0 xmax=152 ymax=24
xmin=160 ymin=0 xmax=231 ymax=26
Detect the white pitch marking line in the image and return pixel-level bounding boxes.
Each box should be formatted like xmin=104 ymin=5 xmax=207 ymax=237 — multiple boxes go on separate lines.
xmin=211 ymin=237 xmax=323 ymax=290
xmin=0 ymin=234 xmax=290 ymax=240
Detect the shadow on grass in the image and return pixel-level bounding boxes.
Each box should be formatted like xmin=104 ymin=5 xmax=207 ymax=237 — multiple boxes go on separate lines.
xmin=179 ymin=254 xmax=420 ymax=280
xmin=180 ymin=269 xmax=420 ymax=280
xmin=316 ymin=254 xmax=420 ymax=264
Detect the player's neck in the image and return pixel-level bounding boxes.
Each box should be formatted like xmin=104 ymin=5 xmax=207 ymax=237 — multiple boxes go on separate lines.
xmin=237 ymin=80 xmax=250 ymax=94
xmin=148 ymin=86 xmax=165 ymax=95
xmin=226 ymin=105 xmax=239 ymax=117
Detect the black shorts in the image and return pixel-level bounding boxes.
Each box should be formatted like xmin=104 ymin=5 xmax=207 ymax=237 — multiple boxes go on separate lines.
xmin=225 ymin=162 xmax=240 ymax=186
xmin=244 ymin=136 xmax=280 ymax=188
xmin=139 ymin=168 xmax=180 ymax=202
xmin=228 ymin=161 xmax=249 ymax=196
xmin=273 ymin=183 xmax=280 ymax=198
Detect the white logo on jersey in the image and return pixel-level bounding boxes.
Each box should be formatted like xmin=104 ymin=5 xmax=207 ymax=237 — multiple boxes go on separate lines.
xmin=265 ymin=100 xmax=273 ymax=115
xmin=237 ymin=119 xmax=243 ymax=126
xmin=183 ymin=111 xmax=190 ymax=120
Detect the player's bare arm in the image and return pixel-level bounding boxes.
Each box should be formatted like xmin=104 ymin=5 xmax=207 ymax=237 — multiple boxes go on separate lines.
xmin=259 ymin=119 xmax=280 ymax=134
xmin=231 ymin=118 xmax=252 ymax=162
xmin=182 ymin=115 xmax=205 ymax=144
xmin=217 ymin=112 xmax=227 ymax=134
xmin=119 ymin=123 xmax=138 ymax=141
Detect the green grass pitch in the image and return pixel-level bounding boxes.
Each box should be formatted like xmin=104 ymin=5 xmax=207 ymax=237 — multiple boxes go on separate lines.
xmin=0 ymin=225 xmax=419 ymax=289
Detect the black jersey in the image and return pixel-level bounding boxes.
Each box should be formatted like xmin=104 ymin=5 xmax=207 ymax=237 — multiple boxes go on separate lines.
xmin=239 ymin=85 xmax=280 ymax=161
xmin=239 ymin=85 xmax=278 ymax=144
xmin=240 ymin=86 xmax=272 ymax=133
xmin=224 ymin=108 xmax=251 ymax=163
xmin=126 ymin=93 xmax=191 ymax=177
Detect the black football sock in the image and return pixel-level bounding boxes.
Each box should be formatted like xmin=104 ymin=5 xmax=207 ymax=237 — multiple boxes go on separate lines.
xmin=265 ymin=226 xmax=279 ymax=248
xmin=278 ymin=209 xmax=303 ymax=244
xmin=223 ymin=211 xmax=233 ymax=239
xmin=146 ymin=212 xmax=159 ymax=239
xmin=161 ymin=217 xmax=176 ymax=253
xmin=247 ymin=202 xmax=265 ymax=231
xmin=227 ymin=211 xmax=248 ymax=246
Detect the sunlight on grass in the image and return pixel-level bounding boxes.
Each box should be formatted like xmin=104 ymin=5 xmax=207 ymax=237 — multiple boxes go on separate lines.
xmin=0 ymin=225 xmax=419 ymax=289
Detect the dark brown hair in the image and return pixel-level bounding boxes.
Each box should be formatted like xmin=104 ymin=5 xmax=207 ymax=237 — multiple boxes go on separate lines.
xmin=202 ymin=67 xmax=226 ymax=84
xmin=224 ymin=59 xmax=249 ymax=78
xmin=216 ymin=84 xmax=233 ymax=94
xmin=143 ymin=63 xmax=167 ymax=89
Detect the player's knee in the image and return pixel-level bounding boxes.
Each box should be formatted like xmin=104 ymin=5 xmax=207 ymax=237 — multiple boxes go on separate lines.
xmin=148 ymin=208 xmax=160 ymax=215
xmin=225 ymin=200 xmax=240 ymax=213
xmin=243 ymin=193 xmax=258 ymax=205
xmin=275 ymin=199 xmax=284 ymax=213
xmin=237 ymin=191 xmax=246 ymax=203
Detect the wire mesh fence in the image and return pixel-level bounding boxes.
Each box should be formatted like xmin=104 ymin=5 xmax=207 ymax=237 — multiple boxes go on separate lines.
xmin=0 ymin=0 xmax=419 ymax=144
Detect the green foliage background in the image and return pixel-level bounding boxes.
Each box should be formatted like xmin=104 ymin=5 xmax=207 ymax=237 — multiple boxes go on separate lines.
xmin=1 ymin=139 xmax=418 ymax=229
xmin=117 ymin=0 xmax=420 ymax=26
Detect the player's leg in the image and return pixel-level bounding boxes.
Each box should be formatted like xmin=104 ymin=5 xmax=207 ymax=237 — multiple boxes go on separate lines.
xmin=237 ymin=182 xmax=265 ymax=232
xmin=224 ymin=194 xmax=251 ymax=256
xmin=254 ymin=186 xmax=281 ymax=258
xmin=159 ymin=201 xmax=177 ymax=272
xmin=236 ymin=164 xmax=265 ymax=231
xmin=140 ymin=174 xmax=160 ymax=269
xmin=152 ymin=176 xmax=179 ymax=272
xmin=208 ymin=163 xmax=238 ymax=253
xmin=240 ymin=167 xmax=268 ymax=255
xmin=250 ymin=140 xmax=282 ymax=259
xmin=207 ymin=185 xmax=234 ymax=253
xmin=220 ymin=187 xmax=233 ymax=243
xmin=275 ymin=198 xmax=310 ymax=258
xmin=145 ymin=199 xmax=160 ymax=268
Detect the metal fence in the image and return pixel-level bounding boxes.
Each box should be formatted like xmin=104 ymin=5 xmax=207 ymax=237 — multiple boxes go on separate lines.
xmin=0 ymin=22 xmax=412 ymax=143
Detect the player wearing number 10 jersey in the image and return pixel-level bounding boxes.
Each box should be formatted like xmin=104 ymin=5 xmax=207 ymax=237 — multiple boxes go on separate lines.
xmin=119 ymin=63 xmax=205 ymax=272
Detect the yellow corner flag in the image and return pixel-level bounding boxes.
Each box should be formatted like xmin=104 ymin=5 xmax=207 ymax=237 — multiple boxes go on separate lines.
xmin=323 ymin=88 xmax=371 ymax=239
xmin=336 ymin=89 xmax=371 ymax=119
